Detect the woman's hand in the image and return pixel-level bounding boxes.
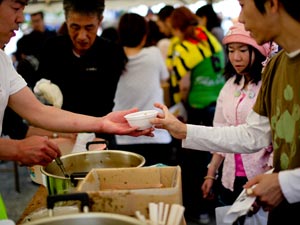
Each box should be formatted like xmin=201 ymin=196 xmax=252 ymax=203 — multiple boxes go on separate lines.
xmin=202 ymin=178 xmax=214 ymax=199
xmin=151 ymin=103 xmax=187 ymax=140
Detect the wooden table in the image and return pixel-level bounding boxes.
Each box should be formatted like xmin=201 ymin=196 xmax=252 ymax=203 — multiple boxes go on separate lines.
xmin=17 ymin=185 xmax=48 ymax=225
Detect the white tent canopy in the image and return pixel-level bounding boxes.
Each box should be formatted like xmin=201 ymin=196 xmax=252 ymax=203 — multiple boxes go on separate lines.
xmin=24 ymin=0 xmax=202 ymax=13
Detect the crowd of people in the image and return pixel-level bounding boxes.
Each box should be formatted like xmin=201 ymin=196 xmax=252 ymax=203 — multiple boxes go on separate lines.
xmin=0 ymin=0 xmax=152 ymax=220
xmin=1 ymin=0 xmax=300 ymax=225
xmin=150 ymin=1 xmax=300 ymax=225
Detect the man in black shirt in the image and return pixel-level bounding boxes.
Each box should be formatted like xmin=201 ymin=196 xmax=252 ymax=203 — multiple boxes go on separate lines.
xmin=37 ymin=0 xmax=127 ymax=147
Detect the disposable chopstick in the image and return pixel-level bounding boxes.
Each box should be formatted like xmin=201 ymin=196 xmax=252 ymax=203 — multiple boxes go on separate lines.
xmin=135 ymin=210 xmax=147 ymax=223
xmin=158 ymin=202 xmax=164 ymax=224
xmin=161 ymin=203 xmax=169 ymax=225
xmin=166 ymin=204 xmax=176 ymax=225
xmin=166 ymin=204 xmax=185 ymax=225
xmin=135 ymin=202 xmax=184 ymax=225
xmin=149 ymin=202 xmax=159 ymax=224
xmin=173 ymin=204 xmax=185 ymax=225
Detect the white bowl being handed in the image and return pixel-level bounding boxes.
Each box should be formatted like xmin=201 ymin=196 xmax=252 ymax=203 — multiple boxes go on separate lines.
xmin=124 ymin=110 xmax=159 ymax=130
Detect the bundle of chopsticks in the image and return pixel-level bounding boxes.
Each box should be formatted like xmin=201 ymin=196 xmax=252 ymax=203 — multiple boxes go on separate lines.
xmin=135 ymin=202 xmax=185 ymax=225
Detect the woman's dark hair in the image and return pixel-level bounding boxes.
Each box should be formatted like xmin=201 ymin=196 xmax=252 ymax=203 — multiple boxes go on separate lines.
xmin=101 ymin=27 xmax=119 ymax=44
xmin=170 ymin=6 xmax=199 ymax=41
xmin=145 ymin=20 xmax=166 ymax=47
xmin=223 ymin=45 xmax=265 ymax=85
xmin=195 ymin=4 xmax=221 ymax=31
xmin=118 ymin=13 xmax=148 ymax=48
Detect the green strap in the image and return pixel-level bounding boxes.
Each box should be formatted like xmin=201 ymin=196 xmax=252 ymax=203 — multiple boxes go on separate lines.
xmin=0 ymin=194 xmax=8 ymax=219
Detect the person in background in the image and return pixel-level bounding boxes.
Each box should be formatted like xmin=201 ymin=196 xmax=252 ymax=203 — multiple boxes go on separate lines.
xmin=100 ymin=26 xmax=119 ymax=44
xmin=37 ymin=0 xmax=127 ymax=148
xmin=196 ymin=3 xmax=227 ymax=63
xmin=169 ymin=6 xmax=225 ymax=224
xmin=0 ymin=0 xmax=152 ymax=167
xmin=14 ymin=35 xmax=41 ymax=90
xmin=201 ymin=23 xmax=273 ymax=208
xmin=156 ymin=5 xmax=174 ymax=40
xmin=145 ymin=19 xmax=166 ymax=48
xmin=17 ymin=11 xmax=57 ymax=61
xmin=113 ymin=13 xmax=173 ymax=166
xmin=14 ymin=11 xmax=55 ymax=90
xmin=195 ymin=4 xmax=224 ymax=47
xmin=151 ymin=0 xmax=300 ymax=224
xmin=57 ymin=21 xmax=68 ymax=36
xmin=156 ymin=5 xmax=181 ymax=107
xmin=155 ymin=4 xmax=174 ymax=61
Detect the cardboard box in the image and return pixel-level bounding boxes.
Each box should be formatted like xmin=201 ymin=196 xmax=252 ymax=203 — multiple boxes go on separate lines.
xmin=76 ymin=166 xmax=182 ymax=217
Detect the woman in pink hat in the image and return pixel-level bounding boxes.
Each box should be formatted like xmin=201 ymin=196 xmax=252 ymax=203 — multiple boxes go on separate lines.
xmin=201 ymin=22 xmax=274 ymax=206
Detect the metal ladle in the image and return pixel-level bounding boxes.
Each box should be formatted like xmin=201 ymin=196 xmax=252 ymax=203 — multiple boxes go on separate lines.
xmin=55 ymin=157 xmax=69 ymax=178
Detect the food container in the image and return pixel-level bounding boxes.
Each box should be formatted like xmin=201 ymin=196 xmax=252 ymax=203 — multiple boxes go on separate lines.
xmin=41 ymin=150 xmax=145 ymax=195
xmin=77 ymin=166 xmax=182 ymax=217
xmin=124 ymin=110 xmax=158 ymax=130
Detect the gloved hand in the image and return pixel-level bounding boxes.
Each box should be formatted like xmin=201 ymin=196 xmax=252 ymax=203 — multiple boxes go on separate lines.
xmin=33 ymin=78 xmax=63 ymax=108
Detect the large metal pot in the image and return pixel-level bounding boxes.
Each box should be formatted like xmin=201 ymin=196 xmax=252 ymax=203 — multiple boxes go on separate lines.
xmin=41 ymin=150 xmax=145 ymax=195
xmin=28 ymin=139 xmax=108 ymax=185
xmin=22 ymin=193 xmax=145 ymax=225
xmin=23 ymin=213 xmax=145 ymax=225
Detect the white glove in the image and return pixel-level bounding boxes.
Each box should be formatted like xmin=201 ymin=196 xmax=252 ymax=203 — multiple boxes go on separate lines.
xmin=34 ymin=78 xmax=63 ymax=108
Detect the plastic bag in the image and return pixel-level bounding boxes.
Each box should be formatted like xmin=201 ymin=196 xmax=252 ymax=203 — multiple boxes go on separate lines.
xmin=33 ymin=78 xmax=63 ymax=108
xmin=215 ymin=206 xmax=268 ymax=225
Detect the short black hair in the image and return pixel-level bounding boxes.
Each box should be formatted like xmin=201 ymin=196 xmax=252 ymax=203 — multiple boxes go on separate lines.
xmin=63 ymin=0 xmax=105 ymax=20
xmin=253 ymin=0 xmax=300 ymax=21
xmin=157 ymin=5 xmax=174 ymax=21
xmin=30 ymin=11 xmax=44 ymax=19
xmin=0 ymin=0 xmax=28 ymax=5
xmin=195 ymin=4 xmax=221 ymax=31
xmin=118 ymin=13 xmax=148 ymax=48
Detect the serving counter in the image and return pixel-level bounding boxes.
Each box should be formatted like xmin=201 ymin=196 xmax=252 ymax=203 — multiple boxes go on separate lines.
xmin=17 ymin=166 xmax=185 ymax=225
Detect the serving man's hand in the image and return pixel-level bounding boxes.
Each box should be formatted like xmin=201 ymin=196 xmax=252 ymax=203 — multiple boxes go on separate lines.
xmin=100 ymin=108 xmax=154 ymax=137
xmin=16 ymin=136 xmax=61 ymax=166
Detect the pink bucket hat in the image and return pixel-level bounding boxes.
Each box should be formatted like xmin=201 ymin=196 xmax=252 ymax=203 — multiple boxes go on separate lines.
xmin=222 ymin=22 xmax=270 ymax=57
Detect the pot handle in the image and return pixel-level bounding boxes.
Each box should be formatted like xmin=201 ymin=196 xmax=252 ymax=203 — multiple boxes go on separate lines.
xmin=70 ymin=172 xmax=88 ymax=186
xmin=47 ymin=192 xmax=90 ymax=214
xmin=86 ymin=140 xmax=109 ymax=150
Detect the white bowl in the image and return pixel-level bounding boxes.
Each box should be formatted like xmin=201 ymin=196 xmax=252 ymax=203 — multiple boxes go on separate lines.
xmin=124 ymin=110 xmax=158 ymax=130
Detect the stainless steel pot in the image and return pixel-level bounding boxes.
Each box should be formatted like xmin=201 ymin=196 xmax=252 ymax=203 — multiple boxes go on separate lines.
xmin=22 ymin=193 xmax=144 ymax=225
xmin=41 ymin=150 xmax=145 ymax=195
xmin=28 ymin=139 xmax=108 ymax=185
xmin=23 ymin=213 xmax=145 ymax=225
